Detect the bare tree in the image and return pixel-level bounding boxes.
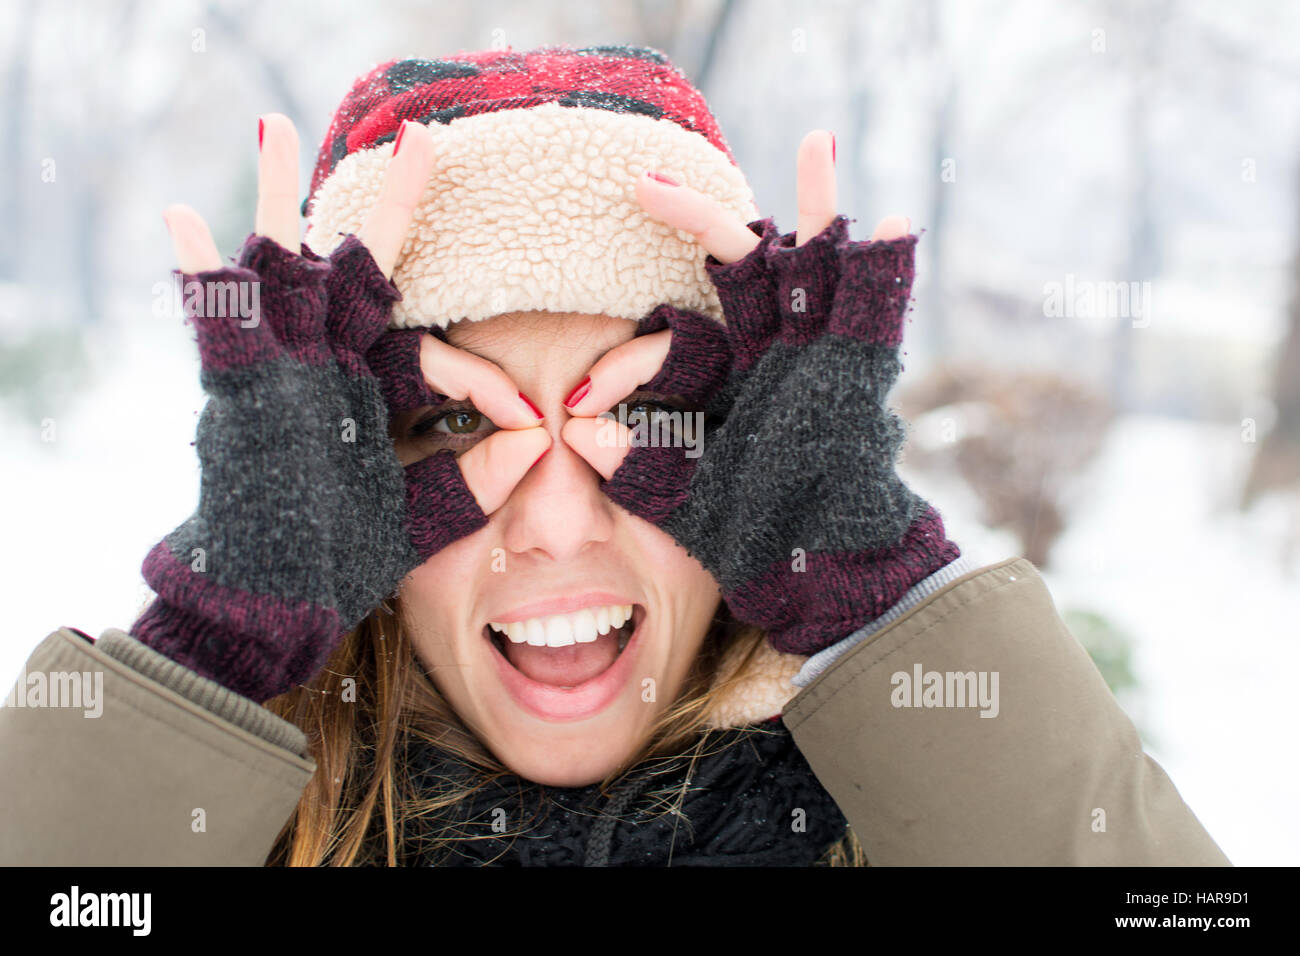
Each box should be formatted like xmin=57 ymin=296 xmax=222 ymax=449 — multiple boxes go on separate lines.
xmin=1241 ymin=146 xmax=1300 ymax=534
xmin=1 ymin=0 xmax=37 ymax=281
xmin=901 ymin=362 xmax=1114 ymax=568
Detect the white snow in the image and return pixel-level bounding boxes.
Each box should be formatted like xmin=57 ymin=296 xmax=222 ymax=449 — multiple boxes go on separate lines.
xmin=905 ymin=414 xmax=1300 ymax=865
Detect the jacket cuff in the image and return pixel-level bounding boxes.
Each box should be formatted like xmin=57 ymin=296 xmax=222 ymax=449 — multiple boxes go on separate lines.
xmin=96 ymin=629 xmax=309 ymax=758
xmin=792 ymin=554 xmax=976 ymax=688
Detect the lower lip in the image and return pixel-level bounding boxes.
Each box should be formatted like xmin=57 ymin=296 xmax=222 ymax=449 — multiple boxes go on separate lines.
xmin=487 ymin=612 xmax=642 ymax=722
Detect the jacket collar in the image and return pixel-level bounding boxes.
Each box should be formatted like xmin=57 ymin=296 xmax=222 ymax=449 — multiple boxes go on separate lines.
xmin=700 ymin=639 xmax=807 ymax=730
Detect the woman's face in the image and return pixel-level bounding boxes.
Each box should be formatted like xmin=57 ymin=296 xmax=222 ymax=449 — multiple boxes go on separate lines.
xmin=393 ymin=311 xmax=722 ymax=787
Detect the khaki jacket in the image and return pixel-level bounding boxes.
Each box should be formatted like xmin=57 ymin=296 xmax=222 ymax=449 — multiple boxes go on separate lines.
xmin=0 ymin=557 xmax=1230 ymax=865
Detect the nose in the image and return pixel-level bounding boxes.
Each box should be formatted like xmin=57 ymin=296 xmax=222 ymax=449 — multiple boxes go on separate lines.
xmin=495 ymin=421 xmax=617 ymax=563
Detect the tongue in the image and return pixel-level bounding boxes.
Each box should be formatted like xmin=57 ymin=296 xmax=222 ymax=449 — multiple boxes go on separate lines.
xmin=503 ymin=630 xmax=621 ymax=687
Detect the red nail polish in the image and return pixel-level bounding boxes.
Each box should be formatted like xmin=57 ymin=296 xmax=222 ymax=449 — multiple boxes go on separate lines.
xmin=563 ymin=377 xmax=592 ymax=408
xmin=830 ymin=133 xmax=836 ymax=165
xmin=531 ymin=448 xmax=550 ymax=469
xmin=258 ymin=118 xmax=264 ymax=151
xmin=518 ymin=392 xmax=544 ymax=420
xmin=394 ymin=122 xmax=407 ymax=157
xmin=647 ymin=170 xmax=680 ymax=187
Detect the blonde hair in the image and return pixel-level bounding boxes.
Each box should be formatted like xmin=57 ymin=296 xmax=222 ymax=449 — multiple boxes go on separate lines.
xmin=262 ymin=599 xmax=865 ymax=866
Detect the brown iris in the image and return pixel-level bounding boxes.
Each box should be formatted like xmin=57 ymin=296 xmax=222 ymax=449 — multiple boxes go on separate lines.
xmin=443 ymin=409 xmax=482 ymax=434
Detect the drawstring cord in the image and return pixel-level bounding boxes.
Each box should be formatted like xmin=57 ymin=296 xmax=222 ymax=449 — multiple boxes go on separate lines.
xmin=583 ymin=770 xmax=665 ymax=867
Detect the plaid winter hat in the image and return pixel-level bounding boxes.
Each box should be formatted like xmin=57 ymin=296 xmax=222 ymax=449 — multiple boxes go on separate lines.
xmin=301 ymin=44 xmax=761 ymax=330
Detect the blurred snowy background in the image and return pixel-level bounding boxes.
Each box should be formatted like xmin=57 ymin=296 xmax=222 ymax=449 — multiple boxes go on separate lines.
xmin=2 ymin=0 xmax=1298 ymax=864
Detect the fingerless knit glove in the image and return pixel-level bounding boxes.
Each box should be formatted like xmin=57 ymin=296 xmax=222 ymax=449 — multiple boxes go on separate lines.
xmin=601 ymin=215 xmax=961 ymax=656
xmin=132 ymin=233 xmax=487 ymax=703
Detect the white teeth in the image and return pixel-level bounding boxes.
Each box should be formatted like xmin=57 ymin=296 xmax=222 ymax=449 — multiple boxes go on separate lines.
xmin=489 ymin=603 xmax=636 ymax=649
xmin=546 ymin=616 xmax=575 ymax=647
xmin=525 ymin=619 xmax=547 ymax=647
xmin=573 ymin=609 xmax=598 ymax=644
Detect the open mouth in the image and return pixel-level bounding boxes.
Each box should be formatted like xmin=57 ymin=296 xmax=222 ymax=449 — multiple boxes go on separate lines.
xmin=484 ymin=603 xmax=643 ymax=690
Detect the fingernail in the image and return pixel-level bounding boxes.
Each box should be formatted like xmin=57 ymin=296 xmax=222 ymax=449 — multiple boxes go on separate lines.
xmin=531 ymin=447 xmax=550 ymax=469
xmin=394 ymin=121 xmax=407 ymax=157
xmin=518 ymin=391 xmax=544 ymax=420
xmin=830 ymin=132 xmax=836 ymax=165
xmin=563 ymin=377 xmax=592 ymax=408
xmin=258 ymin=117 xmax=264 ymax=151
xmin=647 ymin=170 xmax=680 ymax=187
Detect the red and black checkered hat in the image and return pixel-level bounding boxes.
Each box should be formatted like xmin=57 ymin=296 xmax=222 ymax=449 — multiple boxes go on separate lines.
xmin=301 ymin=44 xmax=760 ymax=330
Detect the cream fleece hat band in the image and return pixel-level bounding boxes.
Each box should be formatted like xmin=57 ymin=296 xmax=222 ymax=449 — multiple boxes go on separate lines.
xmin=301 ymin=44 xmax=761 ymax=330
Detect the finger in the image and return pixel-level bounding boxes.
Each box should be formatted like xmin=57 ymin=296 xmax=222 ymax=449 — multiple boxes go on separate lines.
xmin=795 ymin=129 xmax=837 ymax=247
xmin=163 ymin=204 xmax=223 ymax=274
xmin=560 ymin=329 xmax=671 ymax=416
xmin=358 ymin=120 xmax=437 ymax=279
xmin=456 ymin=427 xmax=553 ymax=513
xmin=420 ymin=333 xmax=546 ymax=430
xmin=561 ymin=417 xmax=631 ymax=481
xmin=634 ymin=170 xmax=761 ymax=265
xmin=254 ymin=114 xmax=301 ymax=251
xmin=871 ymin=215 xmax=912 ymax=241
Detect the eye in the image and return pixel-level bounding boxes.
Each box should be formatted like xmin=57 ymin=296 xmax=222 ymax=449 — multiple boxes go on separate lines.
xmin=623 ymin=400 xmax=675 ymax=426
xmin=600 ymin=395 xmax=703 ymax=448
xmin=436 ymin=409 xmax=483 ymax=435
xmin=408 ymin=403 xmax=495 ymax=441
xmin=614 ymin=392 xmax=695 ymax=422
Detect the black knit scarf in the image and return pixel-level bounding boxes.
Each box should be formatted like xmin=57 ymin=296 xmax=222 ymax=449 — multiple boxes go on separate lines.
xmin=396 ymin=720 xmax=849 ymax=866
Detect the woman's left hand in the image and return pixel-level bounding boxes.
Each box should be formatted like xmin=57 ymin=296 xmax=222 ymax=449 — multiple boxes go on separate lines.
xmin=562 ymin=130 xmax=961 ymax=655
xmin=633 ymin=129 xmax=910 ymax=259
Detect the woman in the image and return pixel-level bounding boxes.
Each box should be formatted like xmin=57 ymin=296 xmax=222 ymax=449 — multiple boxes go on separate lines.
xmin=0 ymin=44 xmax=1229 ymax=866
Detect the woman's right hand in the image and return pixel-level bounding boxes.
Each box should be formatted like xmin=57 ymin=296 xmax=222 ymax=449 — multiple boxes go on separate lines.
xmin=560 ymin=132 xmax=958 ymax=657
xmin=132 ymin=115 xmax=550 ymax=704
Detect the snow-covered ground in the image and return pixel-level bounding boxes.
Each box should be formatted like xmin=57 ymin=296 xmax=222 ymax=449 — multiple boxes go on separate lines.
xmin=904 ymin=414 xmax=1300 ymax=866
xmin=1 ymin=316 xmax=206 ymax=677
xmin=2 ymin=315 xmax=1297 ymax=864
xmin=1049 ymin=416 xmax=1300 ymax=867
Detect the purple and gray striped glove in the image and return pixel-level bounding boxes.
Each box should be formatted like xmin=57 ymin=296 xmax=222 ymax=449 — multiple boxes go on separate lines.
xmin=131 ymin=232 xmax=488 ymax=703
xmin=600 ymin=214 xmax=960 ymax=656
